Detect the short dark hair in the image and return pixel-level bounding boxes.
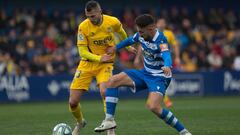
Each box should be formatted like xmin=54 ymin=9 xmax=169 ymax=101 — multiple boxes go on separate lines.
xmin=135 ymin=14 xmax=155 ymax=28
xmin=85 ymin=0 xmax=101 ymax=12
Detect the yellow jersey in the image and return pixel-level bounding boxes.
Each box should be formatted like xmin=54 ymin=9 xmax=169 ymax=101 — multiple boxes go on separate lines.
xmin=163 ymin=29 xmax=177 ymax=46
xmin=77 ymin=14 xmax=127 ymax=61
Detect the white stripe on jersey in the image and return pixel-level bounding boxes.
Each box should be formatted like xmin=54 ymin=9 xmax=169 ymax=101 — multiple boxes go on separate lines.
xmin=144 ymin=65 xmax=163 ymax=74
xmin=144 ymin=65 xmax=172 ymax=78
xmin=152 ymin=30 xmax=159 ymax=41
xmin=151 ymin=73 xmax=172 ymax=78
xmin=143 ymin=57 xmax=163 ymax=66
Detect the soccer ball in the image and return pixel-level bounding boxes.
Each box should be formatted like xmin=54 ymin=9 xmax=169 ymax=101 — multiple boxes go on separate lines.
xmin=52 ymin=123 xmax=72 ymax=135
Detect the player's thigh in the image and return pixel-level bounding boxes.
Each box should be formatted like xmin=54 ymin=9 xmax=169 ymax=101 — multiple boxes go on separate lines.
xmin=123 ymin=69 xmax=147 ymax=92
xmin=108 ymin=72 xmax=134 ymax=88
xmin=96 ymin=64 xmax=113 ymax=85
xmin=96 ymin=64 xmax=113 ymax=95
xmin=70 ymin=70 xmax=94 ymax=92
xmin=146 ymin=77 xmax=171 ymax=96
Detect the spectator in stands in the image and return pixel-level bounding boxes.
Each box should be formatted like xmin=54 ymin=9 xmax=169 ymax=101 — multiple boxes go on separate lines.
xmin=0 ymin=7 xmax=240 ymax=75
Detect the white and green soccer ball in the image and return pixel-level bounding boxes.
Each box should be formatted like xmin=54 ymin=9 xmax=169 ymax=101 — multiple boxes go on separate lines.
xmin=52 ymin=123 xmax=72 ymax=135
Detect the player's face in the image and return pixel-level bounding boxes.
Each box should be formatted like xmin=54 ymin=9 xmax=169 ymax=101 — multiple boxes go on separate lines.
xmin=156 ymin=19 xmax=166 ymax=30
xmin=137 ymin=25 xmax=154 ymax=41
xmin=85 ymin=8 xmax=102 ymax=25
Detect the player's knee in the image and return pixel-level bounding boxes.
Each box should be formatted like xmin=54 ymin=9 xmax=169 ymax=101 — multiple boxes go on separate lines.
xmin=146 ymin=103 xmax=161 ymax=113
xmin=99 ymin=83 xmax=107 ymax=97
xmin=145 ymin=103 xmax=154 ymax=111
xmin=69 ymin=98 xmax=79 ymax=109
xmin=99 ymin=89 xmax=105 ymax=97
xmin=107 ymin=77 xmax=118 ymax=87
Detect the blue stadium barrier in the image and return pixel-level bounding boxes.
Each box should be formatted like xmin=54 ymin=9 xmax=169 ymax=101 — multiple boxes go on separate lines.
xmin=0 ymin=71 xmax=240 ymax=103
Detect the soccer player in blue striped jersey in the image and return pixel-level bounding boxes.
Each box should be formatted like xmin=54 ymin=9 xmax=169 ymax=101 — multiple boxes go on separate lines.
xmin=94 ymin=14 xmax=191 ymax=135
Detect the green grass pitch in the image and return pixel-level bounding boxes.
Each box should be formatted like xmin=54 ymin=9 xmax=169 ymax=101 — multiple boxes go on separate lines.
xmin=0 ymin=96 xmax=240 ymax=135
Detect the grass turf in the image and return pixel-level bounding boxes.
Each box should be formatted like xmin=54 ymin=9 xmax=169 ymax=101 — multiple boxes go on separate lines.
xmin=0 ymin=96 xmax=240 ymax=135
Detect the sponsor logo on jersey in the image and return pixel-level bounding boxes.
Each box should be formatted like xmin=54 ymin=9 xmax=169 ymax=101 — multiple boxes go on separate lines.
xmin=93 ymin=36 xmax=113 ymax=46
xmin=143 ymin=49 xmax=155 ymax=60
xmin=160 ymin=43 xmax=169 ymax=51
xmin=148 ymin=43 xmax=158 ymax=50
xmin=139 ymin=37 xmax=158 ymax=50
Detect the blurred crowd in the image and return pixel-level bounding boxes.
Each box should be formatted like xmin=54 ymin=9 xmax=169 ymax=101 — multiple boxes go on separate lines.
xmin=1 ymin=7 xmax=240 ymax=76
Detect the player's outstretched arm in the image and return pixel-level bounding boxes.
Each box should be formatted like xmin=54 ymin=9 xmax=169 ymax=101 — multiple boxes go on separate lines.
xmin=106 ymin=37 xmax=136 ymax=54
xmin=116 ymin=37 xmax=136 ymax=50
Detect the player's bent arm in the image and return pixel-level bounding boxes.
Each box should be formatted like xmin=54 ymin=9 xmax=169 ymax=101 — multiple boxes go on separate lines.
xmin=134 ymin=45 xmax=143 ymax=69
xmin=113 ymin=17 xmax=127 ymax=41
xmin=162 ymin=51 xmax=172 ymax=67
xmin=172 ymin=41 xmax=180 ymax=59
xmin=134 ymin=45 xmax=142 ymax=61
xmin=169 ymin=31 xmax=181 ymax=63
xmin=78 ymin=46 xmax=101 ymax=62
xmin=136 ymin=45 xmax=142 ymax=57
xmin=117 ymin=26 xmax=128 ymax=41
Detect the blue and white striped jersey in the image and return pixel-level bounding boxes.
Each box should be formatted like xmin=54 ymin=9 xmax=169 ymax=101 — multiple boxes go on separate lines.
xmin=131 ymin=30 xmax=172 ymax=77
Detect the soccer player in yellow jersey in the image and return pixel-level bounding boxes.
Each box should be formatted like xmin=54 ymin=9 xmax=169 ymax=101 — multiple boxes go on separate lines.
xmin=157 ymin=18 xmax=181 ymax=108
xmin=157 ymin=18 xmax=181 ymax=67
xmin=134 ymin=18 xmax=180 ymax=108
xmin=69 ymin=1 xmax=135 ymax=135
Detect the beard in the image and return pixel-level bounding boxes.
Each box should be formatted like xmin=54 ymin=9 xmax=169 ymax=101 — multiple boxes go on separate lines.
xmin=91 ymin=18 xmax=101 ymax=25
xmin=92 ymin=20 xmax=98 ymax=25
xmin=143 ymin=35 xmax=152 ymax=41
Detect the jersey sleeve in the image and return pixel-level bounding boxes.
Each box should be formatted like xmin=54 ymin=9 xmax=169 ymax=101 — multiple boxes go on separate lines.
xmin=132 ymin=33 xmax=140 ymax=42
xmin=168 ymin=31 xmax=177 ymax=46
xmin=159 ymin=36 xmax=170 ymax=52
xmin=78 ymin=46 xmax=101 ymax=62
xmin=160 ymin=36 xmax=172 ymax=67
xmin=112 ymin=17 xmax=127 ymax=40
xmin=77 ymin=23 xmax=88 ymax=46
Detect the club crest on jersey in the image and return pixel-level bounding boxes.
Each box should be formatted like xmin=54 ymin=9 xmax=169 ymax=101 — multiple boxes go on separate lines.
xmin=160 ymin=43 xmax=169 ymax=51
xmin=139 ymin=38 xmax=158 ymax=50
xmin=78 ymin=33 xmax=84 ymax=41
xmin=148 ymin=43 xmax=158 ymax=50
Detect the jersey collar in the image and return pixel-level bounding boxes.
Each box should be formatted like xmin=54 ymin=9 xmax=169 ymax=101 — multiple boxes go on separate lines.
xmin=152 ymin=29 xmax=159 ymax=42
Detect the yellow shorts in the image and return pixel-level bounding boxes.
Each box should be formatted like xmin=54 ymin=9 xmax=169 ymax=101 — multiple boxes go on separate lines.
xmin=70 ymin=60 xmax=113 ymax=91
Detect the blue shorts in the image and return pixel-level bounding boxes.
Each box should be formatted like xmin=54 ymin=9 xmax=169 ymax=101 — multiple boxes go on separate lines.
xmin=124 ymin=69 xmax=171 ymax=96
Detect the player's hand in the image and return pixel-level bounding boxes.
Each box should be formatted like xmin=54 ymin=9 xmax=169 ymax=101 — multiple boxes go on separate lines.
xmin=174 ymin=57 xmax=181 ymax=68
xmin=161 ymin=66 xmax=172 ymax=76
xmin=100 ymin=54 xmax=113 ymax=62
xmin=106 ymin=46 xmax=116 ymax=55
xmin=127 ymin=46 xmax=137 ymax=54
